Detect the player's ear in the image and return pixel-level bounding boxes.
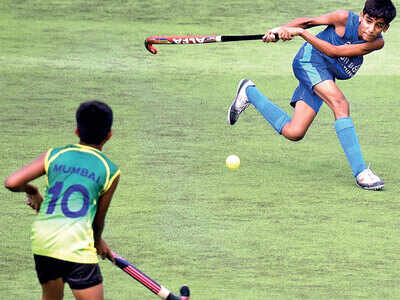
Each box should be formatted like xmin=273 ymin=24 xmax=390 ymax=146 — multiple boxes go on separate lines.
xmin=383 ymin=24 xmax=390 ymax=32
xmin=105 ymin=130 xmax=113 ymax=141
xmin=75 ymin=128 xmax=80 ymax=138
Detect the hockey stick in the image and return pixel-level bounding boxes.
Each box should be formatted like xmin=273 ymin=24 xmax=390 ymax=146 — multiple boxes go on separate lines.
xmin=108 ymin=252 xmax=190 ymax=300
xmin=144 ymin=33 xmax=279 ymax=54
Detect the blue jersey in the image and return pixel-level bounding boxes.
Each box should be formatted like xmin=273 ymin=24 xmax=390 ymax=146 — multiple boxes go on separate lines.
xmin=290 ymin=11 xmax=381 ymax=113
xmin=295 ymin=11 xmax=377 ymax=80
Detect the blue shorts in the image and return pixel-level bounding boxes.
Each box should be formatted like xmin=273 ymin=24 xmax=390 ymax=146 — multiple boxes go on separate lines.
xmin=290 ymin=44 xmax=334 ymax=113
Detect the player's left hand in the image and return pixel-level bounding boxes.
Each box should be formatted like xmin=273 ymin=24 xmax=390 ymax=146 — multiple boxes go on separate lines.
xmin=263 ymin=27 xmax=304 ymax=42
xmin=263 ymin=27 xmax=281 ymax=42
xmin=26 ymin=190 xmax=43 ymax=213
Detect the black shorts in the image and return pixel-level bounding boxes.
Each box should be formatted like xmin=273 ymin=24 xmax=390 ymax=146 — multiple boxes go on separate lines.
xmin=34 ymin=254 xmax=103 ymax=290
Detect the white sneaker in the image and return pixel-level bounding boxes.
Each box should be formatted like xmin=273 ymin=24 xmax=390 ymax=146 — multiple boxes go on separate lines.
xmin=356 ymin=168 xmax=384 ymax=190
xmin=227 ymin=79 xmax=255 ymax=125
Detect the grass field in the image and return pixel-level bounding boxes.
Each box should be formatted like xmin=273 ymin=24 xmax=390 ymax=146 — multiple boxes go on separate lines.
xmin=1 ymin=0 xmax=400 ymax=299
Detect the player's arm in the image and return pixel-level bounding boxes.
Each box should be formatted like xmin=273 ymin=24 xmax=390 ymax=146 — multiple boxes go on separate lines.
xmin=264 ymin=10 xmax=348 ymax=41
xmin=265 ymin=9 xmax=384 ymax=57
xmin=283 ymin=10 xmax=348 ymax=29
xmin=4 ymin=151 xmax=47 ymax=212
xmin=93 ymin=174 xmax=120 ymax=261
xmin=299 ymin=29 xmax=384 ymax=57
xmin=278 ymin=27 xmax=384 ymax=57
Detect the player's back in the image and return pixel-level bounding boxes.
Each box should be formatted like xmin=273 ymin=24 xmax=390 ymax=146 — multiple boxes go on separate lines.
xmin=31 ymin=144 xmax=119 ymax=263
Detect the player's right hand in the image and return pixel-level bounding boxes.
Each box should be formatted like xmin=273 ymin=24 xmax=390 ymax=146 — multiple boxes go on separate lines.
xmin=95 ymin=238 xmax=115 ymax=263
xmin=284 ymin=27 xmax=305 ymax=38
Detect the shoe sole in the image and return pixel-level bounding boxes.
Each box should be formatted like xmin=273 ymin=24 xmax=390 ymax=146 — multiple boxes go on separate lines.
xmin=227 ymin=79 xmax=250 ymax=125
xmin=356 ymin=182 xmax=384 ymax=191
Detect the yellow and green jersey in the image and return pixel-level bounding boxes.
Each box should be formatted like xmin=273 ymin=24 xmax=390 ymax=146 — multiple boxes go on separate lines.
xmin=31 ymin=144 xmax=120 ymax=263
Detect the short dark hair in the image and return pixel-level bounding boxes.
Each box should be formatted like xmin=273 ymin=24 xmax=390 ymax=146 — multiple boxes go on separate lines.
xmin=76 ymin=100 xmax=113 ymax=145
xmin=363 ymin=0 xmax=397 ymax=24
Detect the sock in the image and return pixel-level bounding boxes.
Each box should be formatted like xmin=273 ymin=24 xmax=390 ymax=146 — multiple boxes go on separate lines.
xmin=334 ymin=117 xmax=367 ymax=177
xmin=246 ymin=86 xmax=291 ymax=134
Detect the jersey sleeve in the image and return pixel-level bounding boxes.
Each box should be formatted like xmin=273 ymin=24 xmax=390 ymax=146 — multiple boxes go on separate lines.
xmin=103 ymin=167 xmax=120 ymax=194
xmin=44 ymin=148 xmax=54 ymax=174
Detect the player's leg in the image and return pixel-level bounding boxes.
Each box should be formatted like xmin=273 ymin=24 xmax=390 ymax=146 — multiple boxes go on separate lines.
xmin=313 ymin=80 xmax=366 ymax=176
xmin=313 ymin=80 xmax=349 ymax=119
xmin=71 ymin=283 xmax=104 ymax=300
xmin=227 ymin=79 xmax=316 ymax=140
xmin=313 ymin=80 xmax=383 ymax=190
xmin=34 ymin=255 xmax=67 ymax=300
xmin=247 ymin=85 xmax=317 ymax=140
xmin=281 ymin=100 xmax=316 ymax=141
xmin=41 ymin=278 xmax=65 ymax=300
xmin=66 ymin=262 xmax=104 ymax=300
xmin=227 ymin=79 xmax=293 ymax=134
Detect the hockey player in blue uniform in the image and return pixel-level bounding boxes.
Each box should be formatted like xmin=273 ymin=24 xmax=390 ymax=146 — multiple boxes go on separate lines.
xmin=228 ymin=0 xmax=396 ymax=190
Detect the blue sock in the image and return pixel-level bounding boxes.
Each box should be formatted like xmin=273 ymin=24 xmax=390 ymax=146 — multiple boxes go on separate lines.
xmin=334 ymin=117 xmax=367 ymax=177
xmin=246 ymin=86 xmax=291 ymax=134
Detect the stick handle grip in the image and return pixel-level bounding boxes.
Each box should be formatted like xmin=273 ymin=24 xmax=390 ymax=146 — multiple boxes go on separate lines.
xmin=221 ymin=34 xmax=263 ymax=41
xmin=221 ymin=32 xmax=278 ymax=42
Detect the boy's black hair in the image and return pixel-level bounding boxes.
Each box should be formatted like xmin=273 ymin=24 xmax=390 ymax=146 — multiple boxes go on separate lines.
xmin=363 ymin=0 xmax=397 ymax=24
xmin=76 ymin=100 xmax=113 ymax=145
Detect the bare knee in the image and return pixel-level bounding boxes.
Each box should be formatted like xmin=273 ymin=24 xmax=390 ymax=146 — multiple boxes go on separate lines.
xmin=281 ymin=126 xmax=306 ymax=141
xmin=285 ymin=131 xmax=305 ymax=141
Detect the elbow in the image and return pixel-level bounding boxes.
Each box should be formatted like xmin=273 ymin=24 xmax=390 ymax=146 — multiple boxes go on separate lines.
xmin=303 ymin=18 xmax=316 ymax=28
xmin=4 ymin=177 xmax=17 ymax=191
xmin=295 ymin=17 xmax=314 ymax=28
xmin=92 ymin=221 xmax=104 ymax=234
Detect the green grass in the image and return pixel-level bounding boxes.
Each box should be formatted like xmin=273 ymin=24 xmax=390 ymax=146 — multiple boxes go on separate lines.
xmin=1 ymin=0 xmax=400 ymax=299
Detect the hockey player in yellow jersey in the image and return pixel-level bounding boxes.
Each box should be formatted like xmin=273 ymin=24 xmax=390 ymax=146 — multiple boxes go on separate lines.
xmin=5 ymin=101 xmax=120 ymax=300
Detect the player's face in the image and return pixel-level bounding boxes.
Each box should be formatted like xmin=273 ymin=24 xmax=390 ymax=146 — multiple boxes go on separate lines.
xmin=359 ymin=13 xmax=389 ymax=41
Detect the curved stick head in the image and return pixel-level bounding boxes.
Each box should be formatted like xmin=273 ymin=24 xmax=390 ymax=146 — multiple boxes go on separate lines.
xmin=144 ymin=39 xmax=157 ymax=55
